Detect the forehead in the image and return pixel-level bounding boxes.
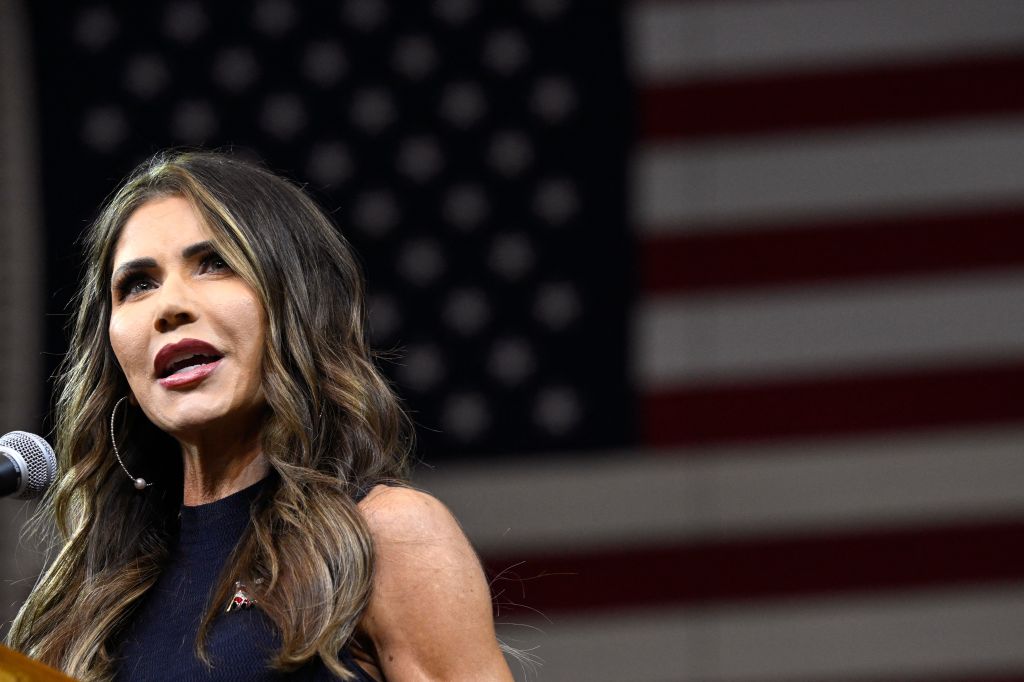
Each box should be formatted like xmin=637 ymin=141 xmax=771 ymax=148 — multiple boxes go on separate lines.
xmin=112 ymin=196 xmax=209 ymax=263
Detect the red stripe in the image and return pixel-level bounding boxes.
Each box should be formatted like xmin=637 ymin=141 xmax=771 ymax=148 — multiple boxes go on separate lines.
xmin=642 ymin=53 xmax=1024 ymax=140
xmin=643 ymin=361 xmax=1024 ymax=448
xmin=485 ymin=519 xmax=1024 ymax=616
xmin=642 ymin=206 xmax=1024 ymax=294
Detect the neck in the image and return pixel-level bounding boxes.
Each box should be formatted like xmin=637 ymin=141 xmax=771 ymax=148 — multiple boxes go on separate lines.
xmin=179 ymin=429 xmax=269 ymax=506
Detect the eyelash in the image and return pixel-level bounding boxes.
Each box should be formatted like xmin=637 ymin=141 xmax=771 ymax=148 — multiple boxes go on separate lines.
xmin=114 ymin=253 xmax=230 ymax=301
xmin=201 ymin=253 xmax=229 ymax=273
xmin=114 ymin=274 xmax=153 ymax=301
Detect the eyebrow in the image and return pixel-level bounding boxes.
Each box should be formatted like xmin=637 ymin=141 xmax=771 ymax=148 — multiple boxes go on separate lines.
xmin=181 ymin=240 xmax=215 ymax=259
xmin=110 ymin=257 xmax=156 ymax=286
xmin=110 ymin=241 xmax=216 ymax=285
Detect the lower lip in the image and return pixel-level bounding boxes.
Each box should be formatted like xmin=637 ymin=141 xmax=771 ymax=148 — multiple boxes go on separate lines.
xmin=157 ymin=359 xmax=223 ymax=388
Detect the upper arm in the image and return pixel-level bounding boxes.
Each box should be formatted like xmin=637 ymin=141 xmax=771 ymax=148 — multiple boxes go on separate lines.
xmin=356 ymin=486 xmax=513 ymax=682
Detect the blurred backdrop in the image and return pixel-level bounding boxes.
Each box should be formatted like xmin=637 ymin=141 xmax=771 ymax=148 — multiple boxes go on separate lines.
xmin=2 ymin=0 xmax=1024 ymax=680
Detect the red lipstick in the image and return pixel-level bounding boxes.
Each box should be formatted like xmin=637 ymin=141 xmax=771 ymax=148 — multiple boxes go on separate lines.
xmin=154 ymin=338 xmax=224 ymax=389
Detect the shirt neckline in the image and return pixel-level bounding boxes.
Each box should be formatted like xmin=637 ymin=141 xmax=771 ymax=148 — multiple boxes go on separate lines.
xmin=177 ymin=476 xmax=270 ymax=551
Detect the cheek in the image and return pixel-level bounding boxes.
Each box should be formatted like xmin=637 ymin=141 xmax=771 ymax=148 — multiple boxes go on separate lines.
xmin=108 ymin=313 xmax=150 ymax=378
xmin=217 ymin=292 xmax=267 ymax=370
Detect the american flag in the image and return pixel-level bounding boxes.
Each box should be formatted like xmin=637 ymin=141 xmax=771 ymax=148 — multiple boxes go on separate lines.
xmin=1 ymin=1 xmax=1024 ymax=680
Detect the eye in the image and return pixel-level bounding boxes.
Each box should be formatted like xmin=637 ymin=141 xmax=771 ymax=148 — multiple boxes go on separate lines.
xmin=115 ymin=274 xmax=155 ymax=301
xmin=200 ymin=253 xmax=231 ymax=274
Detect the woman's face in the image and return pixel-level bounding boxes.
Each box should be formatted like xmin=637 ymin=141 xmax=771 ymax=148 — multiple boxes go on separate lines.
xmin=108 ymin=196 xmax=267 ymax=441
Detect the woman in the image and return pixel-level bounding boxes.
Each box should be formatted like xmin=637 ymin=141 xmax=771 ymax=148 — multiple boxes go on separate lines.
xmin=7 ymin=151 xmax=515 ymax=681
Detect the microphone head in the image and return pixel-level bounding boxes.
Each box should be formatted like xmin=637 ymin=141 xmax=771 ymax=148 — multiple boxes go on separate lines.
xmin=0 ymin=431 xmax=57 ymax=499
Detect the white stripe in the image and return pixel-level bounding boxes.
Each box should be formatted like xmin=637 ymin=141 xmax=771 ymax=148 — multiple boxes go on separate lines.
xmin=636 ymin=270 xmax=1024 ymax=387
xmin=635 ymin=118 xmax=1024 ymax=232
xmin=631 ymin=0 xmax=1024 ymax=83
xmin=499 ymin=586 xmax=1024 ymax=682
xmin=417 ymin=427 xmax=1024 ymax=555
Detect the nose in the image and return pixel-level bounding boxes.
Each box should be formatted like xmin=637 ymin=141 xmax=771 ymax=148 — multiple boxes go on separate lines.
xmin=153 ymin=276 xmax=198 ymax=333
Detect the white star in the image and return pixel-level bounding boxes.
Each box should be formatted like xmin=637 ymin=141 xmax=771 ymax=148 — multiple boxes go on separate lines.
xmin=260 ymin=94 xmax=307 ymax=140
xmin=482 ymin=29 xmax=529 ymax=75
xmin=212 ymin=47 xmax=260 ymax=93
xmin=488 ymin=337 xmax=536 ymax=386
xmin=488 ymin=130 xmax=534 ymax=177
xmin=352 ymin=189 xmax=400 ymax=237
xmin=441 ymin=392 xmax=491 ymax=442
xmin=531 ymin=76 xmax=576 ymax=124
xmin=163 ymin=1 xmax=207 ymax=43
xmin=442 ymin=183 xmax=489 ymax=231
xmin=74 ymin=7 xmax=118 ymax=51
xmin=306 ymin=142 xmax=353 ymax=187
xmin=367 ymin=292 xmax=402 ymax=343
xmin=533 ymin=385 xmax=581 ymax=435
xmin=533 ymin=177 xmax=579 ymax=225
xmin=396 ymin=238 xmax=446 ymax=286
xmin=171 ymin=100 xmax=218 ymax=142
xmin=350 ymin=87 xmax=397 ymax=134
xmin=342 ymin=0 xmax=388 ymax=31
xmin=81 ymin=105 xmax=127 ymax=153
xmin=433 ymin=0 xmax=477 ymax=25
xmin=443 ymin=287 xmax=491 ymax=336
xmin=123 ymin=54 xmax=170 ymax=99
xmin=489 ymin=232 xmax=535 ymax=281
xmin=304 ymin=42 xmax=348 ymax=87
xmin=393 ymin=34 xmax=438 ymax=80
xmin=527 ymin=0 xmax=571 ymax=21
xmin=398 ymin=344 xmax=446 ymax=392
xmin=396 ymin=136 xmax=444 ymax=183
xmin=252 ymin=0 xmax=296 ymax=36
xmin=534 ymin=281 xmax=581 ymax=330
xmin=438 ymin=81 xmax=486 ymax=129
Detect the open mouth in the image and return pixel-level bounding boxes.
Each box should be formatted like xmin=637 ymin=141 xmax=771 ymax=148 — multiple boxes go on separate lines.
xmin=154 ymin=339 xmax=226 ymax=384
xmin=159 ymin=353 xmax=223 ymax=378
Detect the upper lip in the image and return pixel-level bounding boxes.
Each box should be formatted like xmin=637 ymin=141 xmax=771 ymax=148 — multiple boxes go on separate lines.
xmin=154 ymin=338 xmax=224 ymax=378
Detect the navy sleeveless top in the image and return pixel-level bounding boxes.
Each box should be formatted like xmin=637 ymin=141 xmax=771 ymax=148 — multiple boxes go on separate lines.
xmin=114 ymin=478 xmax=375 ymax=681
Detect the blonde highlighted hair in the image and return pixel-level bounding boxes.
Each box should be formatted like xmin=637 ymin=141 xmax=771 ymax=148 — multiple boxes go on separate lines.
xmin=7 ymin=150 xmax=414 ymax=680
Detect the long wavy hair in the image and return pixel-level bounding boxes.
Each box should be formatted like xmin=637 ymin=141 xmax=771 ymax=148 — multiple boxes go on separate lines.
xmin=6 ymin=150 xmax=414 ymax=680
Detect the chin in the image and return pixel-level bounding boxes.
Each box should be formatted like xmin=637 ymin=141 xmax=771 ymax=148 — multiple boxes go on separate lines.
xmin=162 ymin=400 xmax=265 ymax=439
xmin=145 ymin=395 xmax=225 ymax=432
xmin=155 ymin=410 xmax=226 ymax=438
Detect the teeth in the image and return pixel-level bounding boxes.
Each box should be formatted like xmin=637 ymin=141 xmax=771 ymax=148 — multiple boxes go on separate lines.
xmin=165 ymin=353 xmax=218 ymax=376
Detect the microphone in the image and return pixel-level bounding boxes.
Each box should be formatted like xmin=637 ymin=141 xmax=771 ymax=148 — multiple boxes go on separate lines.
xmin=0 ymin=431 xmax=56 ymax=499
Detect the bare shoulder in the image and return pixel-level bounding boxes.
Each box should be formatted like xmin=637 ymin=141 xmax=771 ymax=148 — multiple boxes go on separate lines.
xmin=356 ymin=485 xmax=513 ymax=681
xmin=357 ymin=485 xmax=486 ymax=611
xmin=358 ymin=485 xmax=467 ymax=547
